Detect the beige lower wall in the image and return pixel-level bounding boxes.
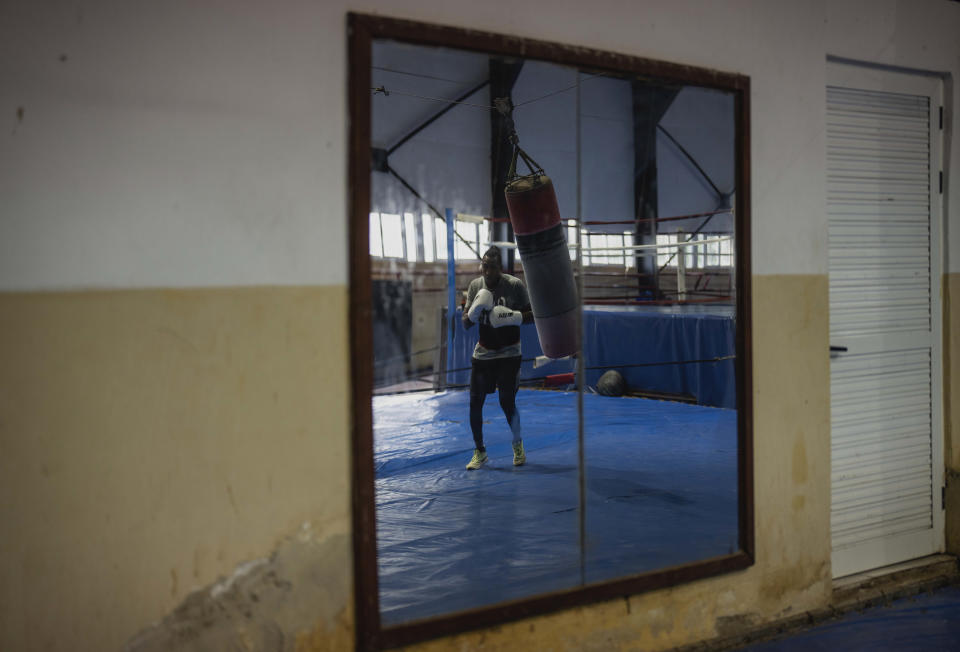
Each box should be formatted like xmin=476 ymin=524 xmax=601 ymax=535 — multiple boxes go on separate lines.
xmin=0 ymin=287 xmax=351 ymax=651
xmin=0 ymin=275 xmax=853 ymax=650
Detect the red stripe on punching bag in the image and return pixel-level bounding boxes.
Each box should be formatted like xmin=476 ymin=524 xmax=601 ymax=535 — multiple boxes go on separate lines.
xmin=504 ymin=175 xmax=562 ymax=235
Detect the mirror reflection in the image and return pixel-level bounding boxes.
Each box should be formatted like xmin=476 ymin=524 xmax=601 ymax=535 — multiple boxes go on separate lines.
xmin=368 ymin=38 xmax=738 ymax=624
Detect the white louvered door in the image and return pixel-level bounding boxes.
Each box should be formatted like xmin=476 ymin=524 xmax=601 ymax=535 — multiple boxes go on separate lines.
xmin=827 ymin=62 xmax=943 ymax=579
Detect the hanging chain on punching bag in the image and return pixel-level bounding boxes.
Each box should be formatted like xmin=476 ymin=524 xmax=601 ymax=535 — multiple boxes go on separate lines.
xmin=495 ymin=97 xmax=545 ymax=182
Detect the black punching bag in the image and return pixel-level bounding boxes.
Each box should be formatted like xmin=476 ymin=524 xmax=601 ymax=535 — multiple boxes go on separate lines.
xmin=505 ymin=174 xmax=578 ymax=358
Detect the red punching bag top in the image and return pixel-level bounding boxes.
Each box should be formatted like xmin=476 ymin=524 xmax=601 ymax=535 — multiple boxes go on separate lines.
xmin=504 ymin=174 xmax=562 ymax=236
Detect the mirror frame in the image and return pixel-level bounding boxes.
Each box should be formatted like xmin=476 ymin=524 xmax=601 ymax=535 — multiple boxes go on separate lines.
xmin=348 ymin=12 xmax=753 ymax=650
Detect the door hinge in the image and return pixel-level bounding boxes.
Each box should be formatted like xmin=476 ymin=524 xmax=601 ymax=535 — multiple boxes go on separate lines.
xmin=940 ymin=106 xmax=943 ymax=130
xmin=943 ymin=485 xmax=947 ymax=510
xmin=940 ymin=171 xmax=944 ymax=194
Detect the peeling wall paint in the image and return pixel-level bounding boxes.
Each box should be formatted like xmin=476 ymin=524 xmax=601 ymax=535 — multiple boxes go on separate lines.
xmin=125 ymin=528 xmax=351 ymax=652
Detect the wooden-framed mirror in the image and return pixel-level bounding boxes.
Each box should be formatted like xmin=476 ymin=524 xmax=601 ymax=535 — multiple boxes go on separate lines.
xmin=349 ymin=13 xmax=753 ymax=650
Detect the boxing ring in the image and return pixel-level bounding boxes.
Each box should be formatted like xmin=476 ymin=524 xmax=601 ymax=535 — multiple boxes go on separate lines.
xmin=372 ymin=207 xmax=740 ymax=624
xmin=374 ymin=389 xmax=738 ymax=624
xmin=445 ymin=304 xmax=736 ymax=408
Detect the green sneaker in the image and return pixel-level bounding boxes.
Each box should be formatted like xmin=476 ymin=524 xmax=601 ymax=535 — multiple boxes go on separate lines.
xmin=512 ymin=441 xmax=526 ymax=466
xmin=466 ymin=449 xmax=488 ymax=470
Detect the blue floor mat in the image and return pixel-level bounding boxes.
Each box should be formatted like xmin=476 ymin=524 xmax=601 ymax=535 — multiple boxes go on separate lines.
xmin=739 ymin=586 xmax=960 ymax=651
xmin=374 ymin=389 xmax=738 ymax=624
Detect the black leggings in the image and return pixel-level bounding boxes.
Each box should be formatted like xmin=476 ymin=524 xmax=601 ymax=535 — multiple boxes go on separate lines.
xmin=469 ymin=356 xmax=521 ymax=451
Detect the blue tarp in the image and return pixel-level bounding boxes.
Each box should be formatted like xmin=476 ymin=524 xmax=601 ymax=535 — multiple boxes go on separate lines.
xmin=374 ymin=389 xmax=738 ymax=624
xmin=448 ymin=305 xmax=737 ymax=408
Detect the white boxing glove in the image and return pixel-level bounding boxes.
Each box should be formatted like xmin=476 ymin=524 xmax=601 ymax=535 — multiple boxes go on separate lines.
xmin=467 ymin=288 xmax=494 ymax=322
xmin=489 ymin=305 xmax=522 ymax=328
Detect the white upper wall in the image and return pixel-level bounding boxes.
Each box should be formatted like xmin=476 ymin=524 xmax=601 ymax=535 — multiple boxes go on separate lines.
xmin=1 ymin=0 xmax=958 ymax=289
xmin=1 ymin=0 xmax=346 ymax=289
xmin=825 ymin=0 xmax=960 ymax=274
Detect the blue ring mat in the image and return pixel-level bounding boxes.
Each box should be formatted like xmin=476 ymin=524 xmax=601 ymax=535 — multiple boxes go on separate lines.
xmin=374 ymin=388 xmax=738 ymax=624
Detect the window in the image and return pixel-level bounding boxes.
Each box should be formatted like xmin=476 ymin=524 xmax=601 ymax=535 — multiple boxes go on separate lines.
xmin=434 ymin=217 xmax=447 ymax=260
xmin=566 ymin=219 xmax=579 ymax=261
xmin=656 ymin=233 xmax=679 ymax=267
xmin=580 ymin=230 xmax=632 ymax=267
xmin=404 ymin=213 xmax=418 ymax=263
xmin=421 ymin=213 xmax=435 ymax=263
xmin=656 ymin=232 xmax=734 ymax=268
xmin=369 ymin=212 xmax=383 ymax=258
xmin=370 ymin=211 xmax=484 ymax=263
xmin=380 ymin=213 xmax=404 ymax=258
xmin=454 ymin=219 xmax=479 ymax=261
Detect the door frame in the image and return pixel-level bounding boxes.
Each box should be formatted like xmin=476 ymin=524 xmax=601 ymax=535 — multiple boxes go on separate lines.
xmin=826 ymin=58 xmax=945 ymax=578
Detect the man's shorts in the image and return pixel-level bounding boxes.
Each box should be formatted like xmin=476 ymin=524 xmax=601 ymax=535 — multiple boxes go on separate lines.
xmin=470 ymin=355 xmax=522 ymax=397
